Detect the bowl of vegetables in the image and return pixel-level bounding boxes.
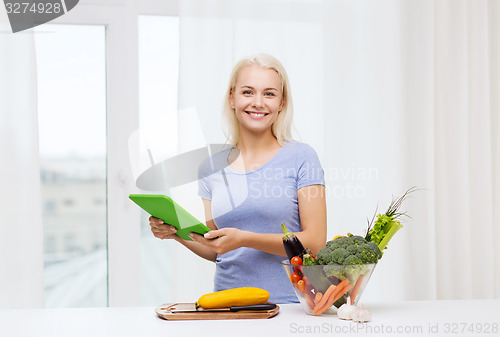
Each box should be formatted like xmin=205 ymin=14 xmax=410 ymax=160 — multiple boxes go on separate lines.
xmin=281 ymin=187 xmax=418 ymax=316
xmin=281 ymin=235 xmax=379 ymax=316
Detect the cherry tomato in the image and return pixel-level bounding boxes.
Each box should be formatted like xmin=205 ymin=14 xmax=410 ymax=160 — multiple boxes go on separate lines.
xmin=291 ymin=256 xmax=303 ymax=273
xmin=290 ymin=271 xmax=302 ymax=284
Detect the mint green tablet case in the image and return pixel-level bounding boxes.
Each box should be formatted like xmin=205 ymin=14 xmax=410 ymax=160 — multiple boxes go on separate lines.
xmin=129 ymin=194 xmax=210 ymax=241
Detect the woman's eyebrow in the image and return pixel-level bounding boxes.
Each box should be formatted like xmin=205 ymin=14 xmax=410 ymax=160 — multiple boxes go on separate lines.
xmin=240 ymin=85 xmax=278 ymax=91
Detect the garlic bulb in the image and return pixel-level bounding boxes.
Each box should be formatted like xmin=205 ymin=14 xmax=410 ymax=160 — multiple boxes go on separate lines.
xmin=336 ymin=297 xmax=356 ymax=320
xmin=351 ymin=304 xmax=372 ymax=322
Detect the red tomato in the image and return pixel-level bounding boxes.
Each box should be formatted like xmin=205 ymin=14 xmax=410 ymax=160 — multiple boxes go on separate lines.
xmin=291 ymin=256 xmax=303 ymax=273
xmin=290 ymin=271 xmax=302 ymax=284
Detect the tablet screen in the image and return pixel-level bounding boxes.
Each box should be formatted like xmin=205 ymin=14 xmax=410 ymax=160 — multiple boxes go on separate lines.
xmin=129 ymin=194 xmax=210 ymax=241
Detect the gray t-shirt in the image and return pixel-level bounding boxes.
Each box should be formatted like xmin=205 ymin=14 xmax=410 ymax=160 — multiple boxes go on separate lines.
xmin=198 ymin=141 xmax=325 ymax=303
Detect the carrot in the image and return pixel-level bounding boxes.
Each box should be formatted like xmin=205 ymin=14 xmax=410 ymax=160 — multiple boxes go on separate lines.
xmin=312 ymin=284 xmax=336 ymax=313
xmin=297 ymin=280 xmax=306 ymax=294
xmin=350 ymin=275 xmax=364 ymax=305
xmin=313 ymin=295 xmax=334 ymax=315
xmin=330 ymin=279 xmax=349 ymax=298
xmin=313 ymin=280 xmax=351 ymax=315
xmin=314 ymin=291 xmax=323 ymax=304
xmin=331 ymin=282 xmax=351 ymax=304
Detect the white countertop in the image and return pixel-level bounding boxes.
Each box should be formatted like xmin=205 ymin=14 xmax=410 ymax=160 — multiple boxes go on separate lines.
xmin=1 ymin=300 xmax=499 ymax=337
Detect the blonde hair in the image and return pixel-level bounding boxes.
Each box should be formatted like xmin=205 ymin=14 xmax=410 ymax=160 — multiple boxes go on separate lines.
xmin=222 ymin=53 xmax=294 ymax=146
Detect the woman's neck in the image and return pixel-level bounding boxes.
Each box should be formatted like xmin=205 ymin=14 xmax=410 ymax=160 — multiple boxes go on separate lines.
xmin=236 ymin=129 xmax=280 ymax=155
xmin=228 ymin=129 xmax=282 ymax=172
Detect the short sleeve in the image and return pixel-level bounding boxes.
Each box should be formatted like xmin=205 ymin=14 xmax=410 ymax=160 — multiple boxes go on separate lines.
xmin=296 ymin=144 xmax=325 ymax=190
xmin=197 ymin=146 xmax=233 ymax=201
xmin=197 ymin=158 xmax=212 ymax=200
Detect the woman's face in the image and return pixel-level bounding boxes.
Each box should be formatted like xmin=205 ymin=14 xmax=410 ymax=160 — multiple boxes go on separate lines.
xmin=229 ymin=65 xmax=284 ymax=136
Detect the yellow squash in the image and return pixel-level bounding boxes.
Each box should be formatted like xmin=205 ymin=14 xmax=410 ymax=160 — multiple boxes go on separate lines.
xmin=195 ymin=287 xmax=270 ymax=309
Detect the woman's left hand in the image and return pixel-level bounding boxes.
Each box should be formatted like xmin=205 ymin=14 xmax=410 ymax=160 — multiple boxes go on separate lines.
xmin=188 ymin=228 xmax=247 ymax=255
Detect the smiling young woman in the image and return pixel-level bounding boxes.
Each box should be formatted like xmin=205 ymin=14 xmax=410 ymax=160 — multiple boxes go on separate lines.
xmin=149 ymin=54 xmax=327 ymax=303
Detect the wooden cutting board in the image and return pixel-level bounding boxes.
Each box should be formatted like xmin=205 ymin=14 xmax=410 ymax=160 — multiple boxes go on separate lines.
xmin=155 ymin=302 xmax=280 ymax=320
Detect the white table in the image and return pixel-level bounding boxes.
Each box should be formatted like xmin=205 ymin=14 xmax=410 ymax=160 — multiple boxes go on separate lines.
xmin=1 ymin=300 xmax=499 ymax=337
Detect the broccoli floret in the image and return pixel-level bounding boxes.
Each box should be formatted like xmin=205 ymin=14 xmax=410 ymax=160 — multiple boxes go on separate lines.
xmin=316 ymin=247 xmax=334 ymax=265
xmin=323 ymin=264 xmax=347 ymax=280
xmin=350 ymin=235 xmax=367 ymax=245
xmin=343 ymin=255 xmax=363 ymax=265
xmin=316 ymin=235 xmax=382 ymax=265
xmin=316 ymin=235 xmax=380 ymax=294
xmin=323 ymin=259 xmax=374 ymax=285
xmin=332 ymin=248 xmax=352 ymax=264
xmin=317 ymin=246 xmax=352 ymax=264
xmin=358 ymin=242 xmax=383 ymax=263
xmin=345 ymin=264 xmax=371 ymax=283
xmin=327 ymin=236 xmax=349 ymax=249
xmin=346 ymin=244 xmax=358 ymax=255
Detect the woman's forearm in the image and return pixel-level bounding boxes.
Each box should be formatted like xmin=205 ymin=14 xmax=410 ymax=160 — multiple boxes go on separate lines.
xmin=198 ymin=195 xmax=326 ymax=258
xmin=175 ymin=236 xmax=218 ymax=262
xmin=244 ymin=232 xmax=286 ymax=256
xmin=244 ymin=230 xmax=324 ymax=257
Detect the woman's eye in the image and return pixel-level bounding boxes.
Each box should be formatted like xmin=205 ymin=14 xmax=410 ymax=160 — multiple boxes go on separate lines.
xmin=242 ymin=90 xmax=252 ymax=95
xmin=265 ymin=92 xmax=276 ymax=97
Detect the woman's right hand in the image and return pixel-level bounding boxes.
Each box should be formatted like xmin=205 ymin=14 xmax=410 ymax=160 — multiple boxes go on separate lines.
xmin=149 ymin=216 xmax=179 ymax=240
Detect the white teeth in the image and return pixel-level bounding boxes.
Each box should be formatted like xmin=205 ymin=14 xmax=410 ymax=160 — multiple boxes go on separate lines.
xmin=249 ymin=112 xmax=266 ymax=117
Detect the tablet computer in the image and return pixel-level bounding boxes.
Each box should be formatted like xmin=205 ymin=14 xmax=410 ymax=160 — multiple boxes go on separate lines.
xmin=129 ymin=194 xmax=211 ymax=241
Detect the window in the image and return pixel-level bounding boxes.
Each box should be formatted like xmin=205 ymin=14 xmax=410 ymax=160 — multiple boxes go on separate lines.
xmin=35 ymin=24 xmax=107 ymax=307
xmin=32 ymin=1 xmax=181 ymax=306
xmin=137 ymin=15 xmax=180 ymax=305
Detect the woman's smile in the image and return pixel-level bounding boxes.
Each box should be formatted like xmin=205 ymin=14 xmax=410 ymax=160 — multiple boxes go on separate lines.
xmin=245 ymin=111 xmax=270 ymax=119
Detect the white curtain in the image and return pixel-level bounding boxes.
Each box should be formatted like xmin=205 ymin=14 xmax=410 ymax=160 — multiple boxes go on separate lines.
xmin=0 ymin=12 xmax=45 ymax=307
xmin=431 ymin=0 xmax=500 ymax=299
xmin=177 ymin=0 xmax=500 ymax=301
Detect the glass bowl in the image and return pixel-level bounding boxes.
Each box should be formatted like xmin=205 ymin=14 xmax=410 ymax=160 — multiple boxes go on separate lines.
xmin=281 ymin=260 xmax=377 ymax=316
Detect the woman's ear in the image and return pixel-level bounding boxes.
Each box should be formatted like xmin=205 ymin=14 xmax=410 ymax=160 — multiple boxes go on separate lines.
xmin=229 ymin=90 xmax=235 ymax=109
xmin=279 ymin=98 xmax=284 ymax=112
